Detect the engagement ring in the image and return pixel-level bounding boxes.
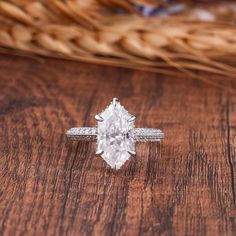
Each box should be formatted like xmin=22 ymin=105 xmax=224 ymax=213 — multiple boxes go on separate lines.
xmin=66 ymin=98 xmax=164 ymax=169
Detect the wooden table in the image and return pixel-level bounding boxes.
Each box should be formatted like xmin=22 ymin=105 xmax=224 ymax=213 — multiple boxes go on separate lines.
xmin=0 ymin=53 xmax=235 ymax=236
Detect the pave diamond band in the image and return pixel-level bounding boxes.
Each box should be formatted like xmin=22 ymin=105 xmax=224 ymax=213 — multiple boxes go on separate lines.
xmin=67 ymin=98 xmax=164 ymax=169
xmin=66 ymin=127 xmax=97 ymax=141
xmin=66 ymin=127 xmax=164 ymax=142
xmin=134 ymin=128 xmax=164 ymax=142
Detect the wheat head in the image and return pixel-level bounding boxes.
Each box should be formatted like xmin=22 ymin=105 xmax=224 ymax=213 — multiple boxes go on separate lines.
xmin=0 ymin=0 xmax=235 ymax=88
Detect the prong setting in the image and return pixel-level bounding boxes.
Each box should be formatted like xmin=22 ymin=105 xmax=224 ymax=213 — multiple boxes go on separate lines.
xmin=96 ymin=150 xmax=104 ymax=155
xmin=95 ymin=114 xmax=104 ymax=122
xmin=128 ymin=150 xmax=136 ymax=156
xmin=128 ymin=115 xmax=136 ymax=122
xmin=112 ymin=97 xmax=119 ymax=107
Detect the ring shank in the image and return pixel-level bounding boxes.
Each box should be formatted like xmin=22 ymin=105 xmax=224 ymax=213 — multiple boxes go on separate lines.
xmin=134 ymin=128 xmax=164 ymax=142
xmin=66 ymin=127 xmax=164 ymax=142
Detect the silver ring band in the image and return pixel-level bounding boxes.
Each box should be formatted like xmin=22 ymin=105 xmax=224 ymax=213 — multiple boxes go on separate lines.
xmin=66 ymin=127 xmax=164 ymax=142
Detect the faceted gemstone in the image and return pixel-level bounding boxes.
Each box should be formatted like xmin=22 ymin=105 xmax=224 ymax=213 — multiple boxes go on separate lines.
xmin=96 ymin=99 xmax=135 ymax=169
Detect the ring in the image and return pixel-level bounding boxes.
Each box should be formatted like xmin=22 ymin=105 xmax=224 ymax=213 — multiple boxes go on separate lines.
xmin=66 ymin=98 xmax=164 ymax=169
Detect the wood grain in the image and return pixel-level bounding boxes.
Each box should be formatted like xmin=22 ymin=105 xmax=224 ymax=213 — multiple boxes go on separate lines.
xmin=0 ymin=53 xmax=235 ymax=236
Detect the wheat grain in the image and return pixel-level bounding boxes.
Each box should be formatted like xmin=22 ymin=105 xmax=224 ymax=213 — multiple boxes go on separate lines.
xmin=0 ymin=0 xmax=235 ymax=88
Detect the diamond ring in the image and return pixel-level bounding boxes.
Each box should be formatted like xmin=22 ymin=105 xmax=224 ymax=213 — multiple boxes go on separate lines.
xmin=66 ymin=98 xmax=164 ymax=169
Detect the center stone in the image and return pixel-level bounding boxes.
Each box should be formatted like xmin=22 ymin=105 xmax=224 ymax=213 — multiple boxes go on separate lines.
xmin=96 ymin=98 xmax=135 ymax=169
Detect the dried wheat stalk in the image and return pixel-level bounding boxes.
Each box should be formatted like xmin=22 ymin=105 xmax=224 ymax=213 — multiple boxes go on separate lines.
xmin=0 ymin=0 xmax=235 ymax=88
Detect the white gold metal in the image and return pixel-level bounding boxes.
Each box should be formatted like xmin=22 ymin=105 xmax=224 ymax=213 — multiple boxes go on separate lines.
xmin=128 ymin=150 xmax=136 ymax=156
xmin=95 ymin=150 xmax=104 ymax=155
xmin=66 ymin=98 xmax=164 ymax=169
xmin=112 ymin=97 xmax=119 ymax=106
xmin=95 ymin=115 xmax=104 ymax=122
xmin=128 ymin=115 xmax=136 ymax=122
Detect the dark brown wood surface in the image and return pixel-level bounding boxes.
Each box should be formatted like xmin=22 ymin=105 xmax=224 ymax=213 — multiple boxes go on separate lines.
xmin=0 ymin=53 xmax=235 ymax=236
